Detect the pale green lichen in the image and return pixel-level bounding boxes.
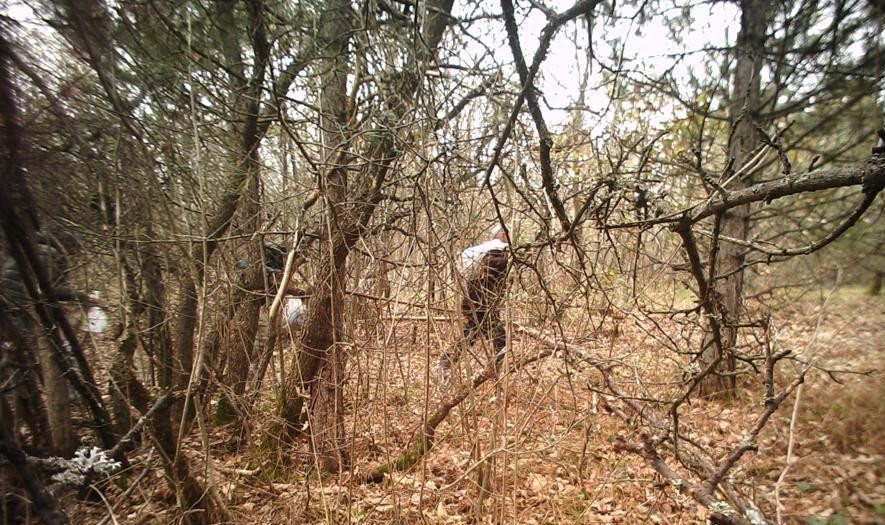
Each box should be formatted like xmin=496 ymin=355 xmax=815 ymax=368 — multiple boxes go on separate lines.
xmin=709 ymin=501 xmax=738 ymax=517
xmin=739 ymin=436 xmax=757 ymax=449
xmin=49 ymin=446 xmax=121 ymax=487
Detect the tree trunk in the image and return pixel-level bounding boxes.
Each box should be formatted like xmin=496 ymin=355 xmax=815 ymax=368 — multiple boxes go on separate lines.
xmin=868 ymin=271 xmax=882 ymax=295
xmin=0 ymin=311 xmax=53 ymax=453
xmin=210 ymin=0 xmax=270 ymax=426
xmin=36 ymin=335 xmax=76 ymax=456
xmin=108 ymin=332 xmax=151 ymax=438
xmin=271 ymin=0 xmax=456 ymax=471
xmin=307 ymin=321 xmax=349 ymax=472
xmin=0 ymin=419 xmax=70 ymax=525
xmin=215 ymin=251 xmax=264 ymax=424
xmin=141 ymin=227 xmax=171 ymax=388
xmin=151 ymin=402 xmax=221 ymax=525
xmin=271 ymin=0 xmax=354 ymax=471
xmin=1 ymin=36 xmax=118 ymax=450
xmin=277 ymin=234 xmax=349 ymax=457
xmin=698 ymin=0 xmax=769 ymax=398
xmin=171 ymin=283 xmax=198 ymax=393
xmin=11 ymin=356 xmax=53 ymax=453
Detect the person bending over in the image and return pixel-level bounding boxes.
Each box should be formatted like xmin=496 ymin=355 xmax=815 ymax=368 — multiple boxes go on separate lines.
xmin=437 ymin=227 xmax=510 ymax=377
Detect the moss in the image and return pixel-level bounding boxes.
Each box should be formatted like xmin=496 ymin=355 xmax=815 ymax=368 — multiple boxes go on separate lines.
xmin=118 ymin=331 xmax=137 ymax=356
xmin=393 ymin=439 xmax=429 ymax=471
xmin=252 ymin=422 xmax=296 ymax=482
xmin=214 ymin=398 xmax=236 ymax=425
xmin=367 ymin=435 xmax=432 ymax=483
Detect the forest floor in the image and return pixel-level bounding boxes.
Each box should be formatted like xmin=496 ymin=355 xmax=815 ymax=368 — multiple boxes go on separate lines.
xmin=67 ymin=288 xmax=884 ymax=525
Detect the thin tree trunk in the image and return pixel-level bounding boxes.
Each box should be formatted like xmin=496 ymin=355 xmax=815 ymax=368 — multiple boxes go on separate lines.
xmin=698 ymin=0 xmax=769 ymax=398
xmin=1 ymin=311 xmax=53 ymax=453
xmin=277 ymin=237 xmax=348 ymax=447
xmin=0 ymin=420 xmax=69 ymax=525
xmin=141 ymin=227 xmax=171 ymax=388
xmin=150 ymin=403 xmax=221 ymax=525
xmin=108 ymin=333 xmax=151 ymax=438
xmin=215 ymin=256 xmax=264 ymax=424
xmin=271 ymin=0 xmax=353 ymax=471
xmin=210 ymin=0 xmax=271 ymax=426
xmin=172 ymin=284 xmax=199 ymax=394
xmin=36 ymin=336 xmax=76 ymax=456
xmin=868 ymin=271 xmax=882 ymax=295
xmin=272 ymin=0 xmax=455 ymax=472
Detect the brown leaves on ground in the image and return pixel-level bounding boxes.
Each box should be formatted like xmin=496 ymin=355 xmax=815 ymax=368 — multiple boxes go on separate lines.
xmin=67 ymin=289 xmax=883 ymax=524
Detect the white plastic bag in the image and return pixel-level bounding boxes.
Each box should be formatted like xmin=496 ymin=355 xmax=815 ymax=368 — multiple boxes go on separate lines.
xmin=456 ymin=239 xmax=508 ymax=280
xmin=280 ymin=296 xmax=305 ymax=331
xmin=84 ymin=306 xmax=108 ymax=333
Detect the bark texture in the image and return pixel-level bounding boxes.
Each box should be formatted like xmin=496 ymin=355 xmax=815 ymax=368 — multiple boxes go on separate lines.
xmin=274 ymin=0 xmax=455 ymax=472
xmin=698 ymin=0 xmax=769 ymax=398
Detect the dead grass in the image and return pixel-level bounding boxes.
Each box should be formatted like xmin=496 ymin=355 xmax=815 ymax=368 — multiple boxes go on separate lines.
xmin=810 ymin=372 xmax=885 ymax=454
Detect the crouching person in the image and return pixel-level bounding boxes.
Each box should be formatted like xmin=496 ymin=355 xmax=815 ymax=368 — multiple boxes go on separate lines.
xmin=437 ymin=227 xmax=510 ymax=379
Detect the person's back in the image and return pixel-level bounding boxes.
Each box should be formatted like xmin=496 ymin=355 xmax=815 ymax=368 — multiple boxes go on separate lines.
xmin=460 ymin=241 xmax=508 ymax=319
xmin=437 ymin=228 xmax=510 ymax=378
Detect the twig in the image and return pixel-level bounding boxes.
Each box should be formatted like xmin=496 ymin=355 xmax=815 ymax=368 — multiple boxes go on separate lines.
xmin=363 ymin=345 xmax=557 ymax=482
xmin=96 ymin=448 xmax=156 ymax=525
xmin=774 ymin=383 xmax=802 ymax=524
xmin=109 ymin=391 xmax=181 ymax=460
xmin=93 ymin=484 xmax=121 ymax=525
